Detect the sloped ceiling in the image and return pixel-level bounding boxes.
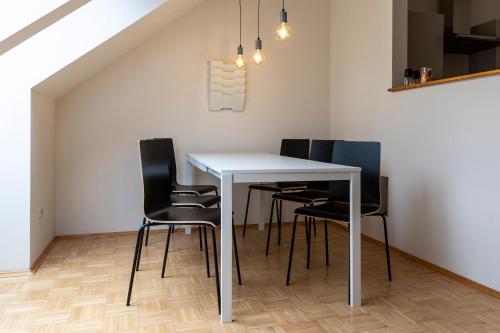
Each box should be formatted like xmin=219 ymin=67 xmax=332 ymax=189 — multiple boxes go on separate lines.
xmin=0 ymin=0 xmax=91 ymax=55
xmin=35 ymin=0 xmax=204 ymax=98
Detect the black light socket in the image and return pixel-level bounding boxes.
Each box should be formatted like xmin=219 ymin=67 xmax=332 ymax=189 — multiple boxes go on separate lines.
xmin=280 ymin=9 xmax=288 ymax=23
xmin=255 ymin=38 xmax=262 ymax=50
xmin=237 ymin=45 xmax=243 ymax=55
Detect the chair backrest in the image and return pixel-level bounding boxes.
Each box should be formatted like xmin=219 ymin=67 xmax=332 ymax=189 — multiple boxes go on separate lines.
xmin=163 ymin=138 xmax=178 ymax=186
xmin=152 ymin=138 xmax=178 ymax=186
xmin=329 ymin=141 xmax=381 ymax=207
xmin=308 ymin=140 xmax=336 ymax=190
xmin=280 ymin=139 xmax=310 ymax=159
xmin=139 ymin=139 xmax=173 ymax=216
xmin=310 ymin=140 xmax=336 ymax=163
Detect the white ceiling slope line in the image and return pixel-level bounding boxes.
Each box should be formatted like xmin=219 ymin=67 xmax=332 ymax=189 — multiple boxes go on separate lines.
xmin=0 ymin=0 xmax=167 ymax=94
xmin=0 ymin=0 xmax=72 ymax=41
xmin=0 ymin=0 xmax=91 ymax=56
xmin=35 ymin=0 xmax=205 ymax=98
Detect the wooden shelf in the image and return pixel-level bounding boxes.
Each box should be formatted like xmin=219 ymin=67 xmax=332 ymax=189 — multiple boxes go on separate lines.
xmin=388 ymin=68 xmax=500 ymax=92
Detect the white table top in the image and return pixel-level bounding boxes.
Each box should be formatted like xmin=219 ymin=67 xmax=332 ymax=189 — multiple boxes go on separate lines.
xmin=187 ymin=153 xmax=361 ymax=174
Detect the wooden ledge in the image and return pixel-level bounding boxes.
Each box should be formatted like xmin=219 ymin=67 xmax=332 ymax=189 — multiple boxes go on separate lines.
xmin=388 ymin=68 xmax=500 ymax=92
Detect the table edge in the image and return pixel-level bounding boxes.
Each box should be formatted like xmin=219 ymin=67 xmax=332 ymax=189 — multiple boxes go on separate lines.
xmin=186 ymin=153 xmax=362 ymax=173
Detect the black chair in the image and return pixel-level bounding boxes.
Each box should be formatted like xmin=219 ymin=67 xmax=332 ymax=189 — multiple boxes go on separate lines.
xmin=242 ymin=139 xmax=310 ymax=237
xmin=267 ymin=140 xmax=336 ymax=261
xmin=137 ymin=141 xmax=224 ymax=271
xmin=127 ymin=140 xmax=241 ymax=314
xmin=286 ymin=141 xmax=391 ymax=289
xmin=144 ymin=138 xmax=219 ymax=247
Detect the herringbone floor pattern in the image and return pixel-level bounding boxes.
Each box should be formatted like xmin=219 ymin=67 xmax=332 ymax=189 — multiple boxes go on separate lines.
xmin=0 ymin=224 xmax=499 ymax=332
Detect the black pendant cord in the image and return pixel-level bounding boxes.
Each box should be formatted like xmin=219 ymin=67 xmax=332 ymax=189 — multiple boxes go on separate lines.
xmin=257 ymin=0 xmax=261 ymax=39
xmin=282 ymin=0 xmax=285 ymax=11
xmin=239 ymin=0 xmax=242 ymax=47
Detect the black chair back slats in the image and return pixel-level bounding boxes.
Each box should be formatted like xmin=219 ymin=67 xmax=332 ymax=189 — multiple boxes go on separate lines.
xmin=328 ymin=141 xmax=381 ymax=207
xmin=308 ymin=140 xmax=336 ymax=190
xmin=139 ymin=139 xmax=173 ymax=216
xmin=280 ymin=139 xmax=310 ymax=159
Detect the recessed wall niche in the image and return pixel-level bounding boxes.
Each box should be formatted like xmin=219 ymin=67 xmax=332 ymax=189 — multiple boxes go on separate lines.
xmin=392 ymin=0 xmax=500 ymax=87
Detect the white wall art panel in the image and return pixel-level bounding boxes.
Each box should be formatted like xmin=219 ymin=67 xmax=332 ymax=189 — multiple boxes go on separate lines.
xmin=208 ymin=60 xmax=246 ymax=112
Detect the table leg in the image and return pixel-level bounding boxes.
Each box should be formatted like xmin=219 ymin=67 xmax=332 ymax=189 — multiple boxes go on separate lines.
xmin=350 ymin=171 xmax=361 ymax=306
xmin=220 ymin=173 xmax=233 ymax=322
xmin=258 ymin=191 xmax=266 ymax=231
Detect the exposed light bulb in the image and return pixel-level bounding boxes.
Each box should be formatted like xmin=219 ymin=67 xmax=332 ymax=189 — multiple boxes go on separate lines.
xmin=276 ymin=21 xmax=292 ymax=41
xmin=253 ymin=38 xmax=265 ymax=65
xmin=253 ymin=49 xmax=265 ymax=65
xmin=235 ymin=54 xmax=245 ymax=68
xmin=235 ymin=45 xmax=245 ymax=68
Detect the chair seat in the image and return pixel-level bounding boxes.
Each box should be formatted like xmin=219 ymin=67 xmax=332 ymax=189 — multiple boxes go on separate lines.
xmin=171 ymin=194 xmax=220 ymax=207
xmin=173 ymin=184 xmax=217 ymax=195
xmin=295 ymin=202 xmax=380 ymax=222
xmin=272 ymin=190 xmax=329 ymax=204
xmin=147 ymin=207 xmax=220 ymax=226
xmin=249 ymin=182 xmax=307 ymax=192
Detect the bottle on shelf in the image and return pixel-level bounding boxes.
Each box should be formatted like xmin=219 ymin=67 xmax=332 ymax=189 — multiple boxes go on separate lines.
xmin=412 ymin=70 xmax=420 ymax=84
xmin=404 ymin=68 xmax=413 ymax=86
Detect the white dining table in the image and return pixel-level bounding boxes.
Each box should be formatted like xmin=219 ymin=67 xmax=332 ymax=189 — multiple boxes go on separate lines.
xmin=186 ymin=153 xmax=362 ymax=323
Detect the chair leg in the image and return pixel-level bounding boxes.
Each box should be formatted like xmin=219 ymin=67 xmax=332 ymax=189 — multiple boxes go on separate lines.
xmin=126 ymin=226 xmax=146 ymax=306
xmin=382 ymin=215 xmax=392 ymax=281
xmin=306 ymin=217 xmax=311 ymax=269
xmin=211 ymin=226 xmax=221 ymax=314
xmin=286 ymin=215 xmax=299 ymax=285
xmin=303 ymin=214 xmax=311 ymax=269
xmin=141 ymin=218 xmax=149 ymax=247
xmin=265 ymin=199 xmax=276 ymax=256
xmin=161 ymin=226 xmax=173 ymax=278
xmin=304 ymin=216 xmax=310 ymax=241
xmin=304 ymin=205 xmax=310 ymax=245
xmin=243 ymin=189 xmax=252 ymax=237
xmin=232 ymin=219 xmax=242 ymax=285
xmin=277 ymin=200 xmax=283 ymax=245
xmin=145 ymin=226 xmax=151 ymax=246
xmin=135 ymin=226 xmax=145 ymax=272
xmin=324 ymin=220 xmax=330 ymax=266
xmin=204 ymin=226 xmax=210 ymax=277
xmin=199 ymin=226 xmax=203 ymax=251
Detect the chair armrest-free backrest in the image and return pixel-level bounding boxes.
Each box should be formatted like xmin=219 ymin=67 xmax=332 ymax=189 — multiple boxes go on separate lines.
xmin=280 ymin=139 xmax=310 ymax=159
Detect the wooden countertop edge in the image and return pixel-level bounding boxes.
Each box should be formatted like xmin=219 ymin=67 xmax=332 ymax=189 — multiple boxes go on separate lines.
xmin=388 ymin=69 xmax=500 ymax=92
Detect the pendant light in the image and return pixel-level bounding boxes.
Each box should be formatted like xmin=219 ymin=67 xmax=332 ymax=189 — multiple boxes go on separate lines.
xmin=276 ymin=0 xmax=292 ymax=41
xmin=235 ymin=0 xmax=245 ymax=68
xmin=253 ymin=0 xmax=265 ymax=65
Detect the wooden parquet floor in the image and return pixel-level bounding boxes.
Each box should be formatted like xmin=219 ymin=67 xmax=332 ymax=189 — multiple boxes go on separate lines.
xmin=0 ymin=224 xmax=499 ymax=333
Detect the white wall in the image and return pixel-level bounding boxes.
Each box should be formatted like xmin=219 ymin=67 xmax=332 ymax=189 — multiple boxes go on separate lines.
xmin=0 ymin=0 xmax=91 ymax=55
xmin=0 ymin=85 xmax=31 ymax=272
xmin=0 ymin=0 xmax=186 ymax=272
xmin=55 ymin=0 xmax=331 ymax=235
xmin=0 ymin=0 xmax=69 ymax=40
xmin=30 ymin=91 xmax=56 ymax=265
xmin=330 ymin=0 xmax=500 ymax=291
